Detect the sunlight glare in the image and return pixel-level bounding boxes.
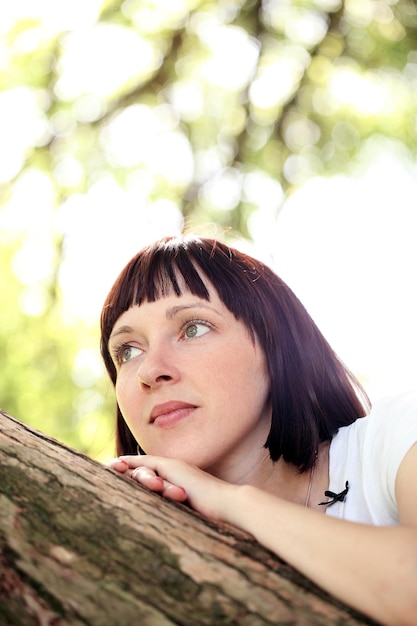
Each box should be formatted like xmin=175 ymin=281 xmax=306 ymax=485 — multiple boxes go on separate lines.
xmin=245 ymin=170 xmax=284 ymax=216
xmin=0 ymin=0 xmax=102 ymax=33
xmin=148 ymin=132 xmax=194 ymax=186
xmin=122 ymin=0 xmax=195 ymax=32
xmin=12 ymin=235 xmax=55 ymax=286
xmin=0 ymin=87 xmax=49 ymax=183
xmin=56 ymin=179 xmax=183 ymax=322
xmin=1 ymin=169 xmax=55 ymax=233
xmin=167 ymin=81 xmax=204 ymax=122
xmin=101 ymin=104 xmax=159 ymax=168
xmin=72 ymin=348 xmax=105 ymax=389
xmin=284 ymin=9 xmax=328 ymax=47
xmin=100 ymin=103 xmax=193 ymax=186
xmin=250 ymin=49 xmax=309 ymax=111
xmin=199 ymin=24 xmax=260 ymax=91
xmin=202 ymin=168 xmax=242 ymax=211
xmin=330 ymin=67 xmax=390 ymax=115
xmin=54 ymin=25 xmax=160 ymax=100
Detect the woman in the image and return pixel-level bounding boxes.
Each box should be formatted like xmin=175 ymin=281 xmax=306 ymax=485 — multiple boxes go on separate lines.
xmin=102 ymin=235 xmax=417 ymax=625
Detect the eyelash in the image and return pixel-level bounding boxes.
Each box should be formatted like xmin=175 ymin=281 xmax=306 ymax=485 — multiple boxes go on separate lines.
xmin=111 ymin=318 xmax=214 ymax=366
xmin=111 ymin=342 xmax=141 ymax=366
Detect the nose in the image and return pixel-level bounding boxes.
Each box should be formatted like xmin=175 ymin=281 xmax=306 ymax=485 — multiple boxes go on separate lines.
xmin=136 ymin=343 xmax=179 ymax=390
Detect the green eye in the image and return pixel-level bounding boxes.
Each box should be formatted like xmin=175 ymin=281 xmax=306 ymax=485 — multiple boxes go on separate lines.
xmin=183 ymin=321 xmax=212 ymax=339
xmin=118 ymin=345 xmax=142 ymax=364
xmin=185 ymin=324 xmax=198 ymax=338
xmin=121 ymin=346 xmax=133 ymax=362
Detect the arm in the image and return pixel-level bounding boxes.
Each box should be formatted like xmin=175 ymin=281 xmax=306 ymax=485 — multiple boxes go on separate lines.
xmin=108 ymin=446 xmax=417 ymax=626
xmin=230 ymin=483 xmax=417 ymax=626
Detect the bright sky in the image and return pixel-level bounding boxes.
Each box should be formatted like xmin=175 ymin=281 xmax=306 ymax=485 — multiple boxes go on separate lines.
xmin=270 ymin=149 xmax=417 ymax=401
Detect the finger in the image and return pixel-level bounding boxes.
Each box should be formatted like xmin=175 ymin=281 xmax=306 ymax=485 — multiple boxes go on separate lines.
xmin=118 ymin=455 xmax=184 ymax=479
xmin=106 ymin=458 xmax=130 ymax=473
xmin=131 ymin=466 xmax=165 ymax=492
xmin=130 ymin=467 xmax=187 ymax=501
xmin=118 ymin=455 xmax=191 ymax=500
xmin=117 ymin=455 xmax=154 ymax=469
xmin=163 ymin=483 xmax=188 ymax=502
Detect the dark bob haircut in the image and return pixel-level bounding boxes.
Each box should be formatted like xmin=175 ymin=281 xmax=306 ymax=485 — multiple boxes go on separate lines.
xmin=100 ymin=235 xmax=369 ymax=471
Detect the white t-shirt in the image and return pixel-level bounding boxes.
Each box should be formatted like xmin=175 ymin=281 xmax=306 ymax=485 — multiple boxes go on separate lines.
xmin=325 ymin=390 xmax=417 ymax=524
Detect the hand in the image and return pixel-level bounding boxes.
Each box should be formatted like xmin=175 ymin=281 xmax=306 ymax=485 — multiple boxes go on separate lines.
xmin=107 ymin=455 xmax=188 ymax=502
xmin=106 ymin=455 xmax=234 ymax=520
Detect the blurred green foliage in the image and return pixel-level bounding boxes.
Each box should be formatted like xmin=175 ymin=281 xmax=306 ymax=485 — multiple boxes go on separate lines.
xmin=1 ymin=0 xmax=416 ymax=460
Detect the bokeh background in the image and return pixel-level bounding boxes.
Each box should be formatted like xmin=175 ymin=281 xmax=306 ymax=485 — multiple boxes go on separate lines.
xmin=1 ymin=0 xmax=416 ymax=461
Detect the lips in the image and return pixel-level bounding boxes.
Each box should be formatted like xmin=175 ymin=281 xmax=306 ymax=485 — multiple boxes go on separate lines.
xmin=149 ymin=401 xmax=197 ymax=428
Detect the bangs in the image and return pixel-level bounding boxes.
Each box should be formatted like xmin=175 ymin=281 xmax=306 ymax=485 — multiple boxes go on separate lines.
xmin=101 ymin=238 xmax=211 ymax=348
xmin=141 ymin=245 xmax=210 ymax=303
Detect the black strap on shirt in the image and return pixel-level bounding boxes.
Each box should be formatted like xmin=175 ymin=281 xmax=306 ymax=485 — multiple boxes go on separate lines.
xmin=318 ymin=481 xmax=349 ymax=507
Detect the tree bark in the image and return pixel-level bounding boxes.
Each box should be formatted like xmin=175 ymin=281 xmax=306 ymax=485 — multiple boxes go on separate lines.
xmin=0 ymin=409 xmax=375 ymax=626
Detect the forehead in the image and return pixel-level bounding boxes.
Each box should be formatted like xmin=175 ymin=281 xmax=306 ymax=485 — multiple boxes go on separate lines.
xmin=130 ymin=276 xmax=221 ymax=314
xmin=109 ymin=290 xmax=232 ymax=344
xmin=111 ymin=270 xmax=221 ymax=324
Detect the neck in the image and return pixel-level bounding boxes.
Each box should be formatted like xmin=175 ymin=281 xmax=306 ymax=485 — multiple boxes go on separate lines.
xmin=205 ymin=445 xmax=274 ymax=487
xmin=206 ymin=441 xmax=330 ymax=509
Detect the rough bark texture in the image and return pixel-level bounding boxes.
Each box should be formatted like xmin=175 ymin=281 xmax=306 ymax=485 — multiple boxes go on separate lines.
xmin=0 ymin=409 xmax=375 ymax=626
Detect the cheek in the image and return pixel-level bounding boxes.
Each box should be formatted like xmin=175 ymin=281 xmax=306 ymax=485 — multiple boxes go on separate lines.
xmin=115 ymin=373 xmax=137 ymax=413
xmin=210 ymin=347 xmax=269 ymax=402
xmin=233 ymin=351 xmax=271 ymax=408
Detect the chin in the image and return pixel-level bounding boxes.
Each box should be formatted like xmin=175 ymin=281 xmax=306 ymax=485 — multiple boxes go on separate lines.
xmin=146 ymin=442 xmax=213 ymax=468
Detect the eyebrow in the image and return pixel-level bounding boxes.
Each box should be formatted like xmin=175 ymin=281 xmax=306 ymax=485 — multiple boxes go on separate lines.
xmin=109 ymin=302 xmax=222 ymax=341
xmin=165 ymin=302 xmax=219 ymax=319
xmin=109 ymin=325 xmax=134 ymax=341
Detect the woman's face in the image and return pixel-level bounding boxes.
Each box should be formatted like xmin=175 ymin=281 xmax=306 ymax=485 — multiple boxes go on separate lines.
xmin=108 ymin=278 xmax=271 ymax=477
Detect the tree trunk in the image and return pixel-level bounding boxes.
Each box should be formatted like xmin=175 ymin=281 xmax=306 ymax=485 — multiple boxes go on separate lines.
xmin=0 ymin=409 xmax=375 ymax=626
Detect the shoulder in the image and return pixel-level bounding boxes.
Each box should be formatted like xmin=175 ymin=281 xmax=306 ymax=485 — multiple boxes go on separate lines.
xmin=374 ymin=390 xmax=417 ymax=526
xmin=365 ymin=390 xmax=417 ymax=445
xmin=370 ymin=389 xmax=417 ymax=418
xmin=332 ymin=389 xmax=417 ymax=454
xmin=328 ymin=390 xmax=417 ymax=523
xmin=349 ymin=389 xmax=417 ymax=471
